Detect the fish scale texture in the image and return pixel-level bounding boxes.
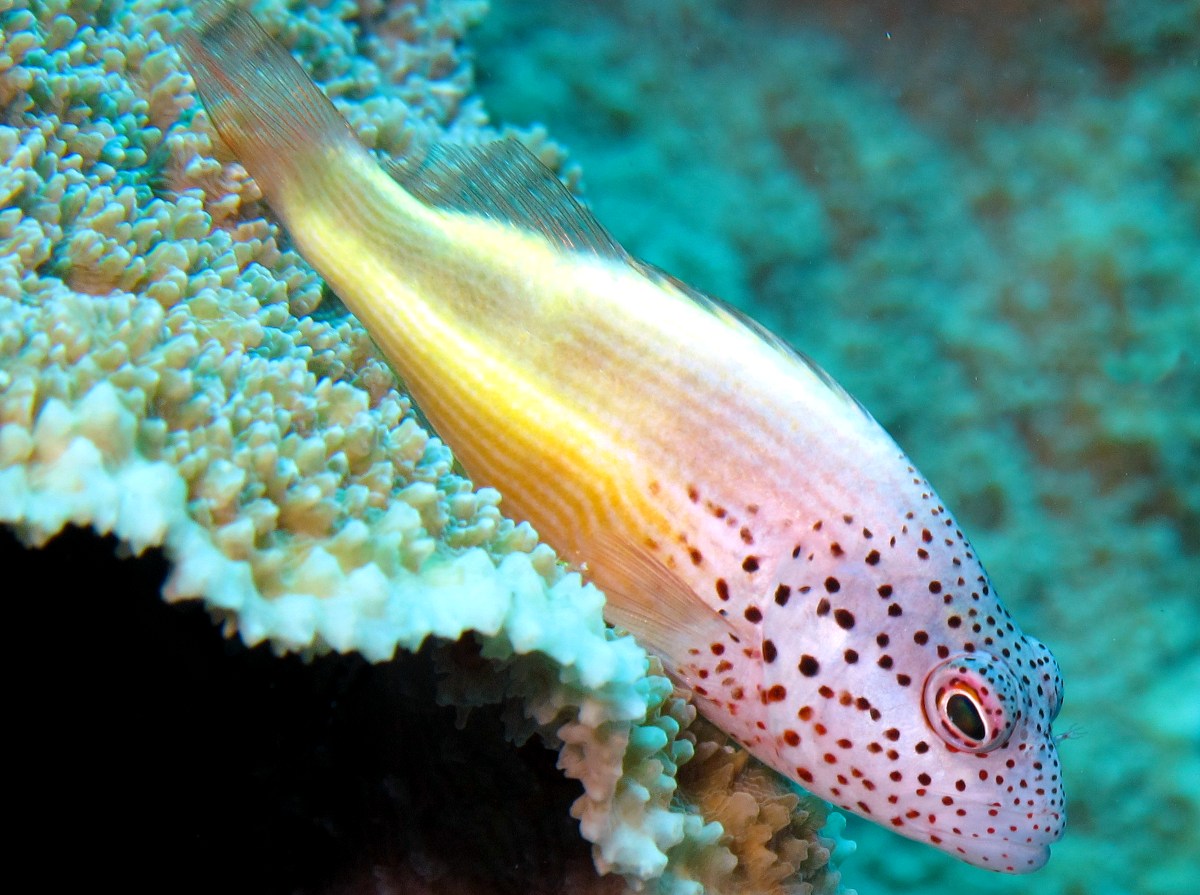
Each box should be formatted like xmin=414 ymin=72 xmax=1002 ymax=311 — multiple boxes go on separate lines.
xmin=0 ymin=1 xmax=848 ymax=893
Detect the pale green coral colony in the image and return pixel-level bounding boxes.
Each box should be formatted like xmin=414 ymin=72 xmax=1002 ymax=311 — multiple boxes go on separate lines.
xmin=0 ymin=1 xmax=845 ymax=892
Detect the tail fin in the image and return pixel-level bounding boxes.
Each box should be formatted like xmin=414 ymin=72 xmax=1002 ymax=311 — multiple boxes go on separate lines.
xmin=177 ymin=0 xmax=359 ymax=200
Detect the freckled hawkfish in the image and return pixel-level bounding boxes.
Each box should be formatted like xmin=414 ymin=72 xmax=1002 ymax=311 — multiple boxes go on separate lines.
xmin=179 ymin=0 xmax=1066 ymax=872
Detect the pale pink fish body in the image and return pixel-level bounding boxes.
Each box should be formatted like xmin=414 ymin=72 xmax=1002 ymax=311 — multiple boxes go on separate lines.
xmin=622 ymin=378 xmax=1066 ymax=873
xmin=177 ymin=0 xmax=1066 ymax=873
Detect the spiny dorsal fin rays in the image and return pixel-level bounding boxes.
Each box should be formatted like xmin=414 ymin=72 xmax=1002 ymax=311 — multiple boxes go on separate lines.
xmin=385 ymin=139 xmax=630 ymax=260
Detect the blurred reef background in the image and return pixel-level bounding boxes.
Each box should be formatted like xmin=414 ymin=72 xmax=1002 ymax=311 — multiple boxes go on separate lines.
xmin=2 ymin=0 xmax=1198 ymax=894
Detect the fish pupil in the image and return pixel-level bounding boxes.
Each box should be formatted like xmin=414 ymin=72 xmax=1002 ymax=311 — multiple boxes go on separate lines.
xmin=946 ymin=692 xmax=986 ymax=740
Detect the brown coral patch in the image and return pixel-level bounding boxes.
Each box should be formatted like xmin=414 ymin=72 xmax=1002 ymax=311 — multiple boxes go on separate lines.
xmin=675 ymin=714 xmax=837 ymax=895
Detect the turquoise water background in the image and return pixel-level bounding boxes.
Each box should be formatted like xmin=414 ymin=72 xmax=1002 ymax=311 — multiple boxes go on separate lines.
xmin=474 ymin=2 xmax=1199 ymax=893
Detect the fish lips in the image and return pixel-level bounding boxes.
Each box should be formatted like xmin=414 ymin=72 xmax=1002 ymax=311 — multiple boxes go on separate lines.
xmin=934 ymin=812 xmax=1063 ymax=874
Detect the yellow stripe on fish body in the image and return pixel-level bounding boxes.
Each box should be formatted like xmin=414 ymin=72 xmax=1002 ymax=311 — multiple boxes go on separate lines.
xmin=179 ymin=0 xmax=1066 ymax=874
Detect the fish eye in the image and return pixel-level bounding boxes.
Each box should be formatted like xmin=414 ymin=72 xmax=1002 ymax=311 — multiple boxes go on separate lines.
xmin=944 ymin=691 xmax=986 ymax=740
xmin=922 ymin=654 xmax=1018 ymax=752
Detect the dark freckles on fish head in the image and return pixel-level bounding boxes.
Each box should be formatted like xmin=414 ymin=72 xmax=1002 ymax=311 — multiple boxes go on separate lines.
xmin=766 ymin=479 xmax=991 ymax=700
xmin=754 ymin=462 xmax=1065 ymax=869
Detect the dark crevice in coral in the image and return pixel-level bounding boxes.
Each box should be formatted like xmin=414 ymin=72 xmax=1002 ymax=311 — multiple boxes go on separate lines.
xmin=4 ymin=525 xmax=596 ymax=895
xmin=308 ymin=282 xmax=352 ymax=322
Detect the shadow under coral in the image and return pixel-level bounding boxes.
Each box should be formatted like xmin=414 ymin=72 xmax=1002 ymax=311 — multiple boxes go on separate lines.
xmin=4 ymin=526 xmax=611 ymax=895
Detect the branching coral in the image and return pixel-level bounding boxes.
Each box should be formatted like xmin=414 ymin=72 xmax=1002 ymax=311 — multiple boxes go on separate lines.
xmin=0 ymin=1 xmax=849 ymax=891
xmin=668 ymin=712 xmax=850 ymax=895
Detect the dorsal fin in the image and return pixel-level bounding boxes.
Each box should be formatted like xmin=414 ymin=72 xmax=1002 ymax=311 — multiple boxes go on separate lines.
xmin=387 ymin=138 xmax=629 ymax=261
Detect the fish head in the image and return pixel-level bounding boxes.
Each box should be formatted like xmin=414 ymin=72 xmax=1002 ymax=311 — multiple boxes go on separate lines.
xmin=908 ymin=634 xmax=1066 ymax=871
xmin=756 ymin=477 xmax=1066 ymax=872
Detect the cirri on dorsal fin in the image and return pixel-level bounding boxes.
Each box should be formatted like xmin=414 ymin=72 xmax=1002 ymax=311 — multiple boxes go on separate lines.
xmin=386 ymin=138 xmax=630 ymax=261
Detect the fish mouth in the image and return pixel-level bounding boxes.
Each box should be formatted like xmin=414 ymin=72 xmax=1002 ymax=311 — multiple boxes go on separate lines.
xmin=914 ymin=800 xmax=1063 ymax=873
xmin=963 ymin=839 xmax=1051 ymax=874
xmin=934 ymin=826 xmax=1058 ymax=874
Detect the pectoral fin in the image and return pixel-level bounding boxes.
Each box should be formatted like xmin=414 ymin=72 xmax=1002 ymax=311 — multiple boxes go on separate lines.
xmin=588 ymin=528 xmax=739 ymax=677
